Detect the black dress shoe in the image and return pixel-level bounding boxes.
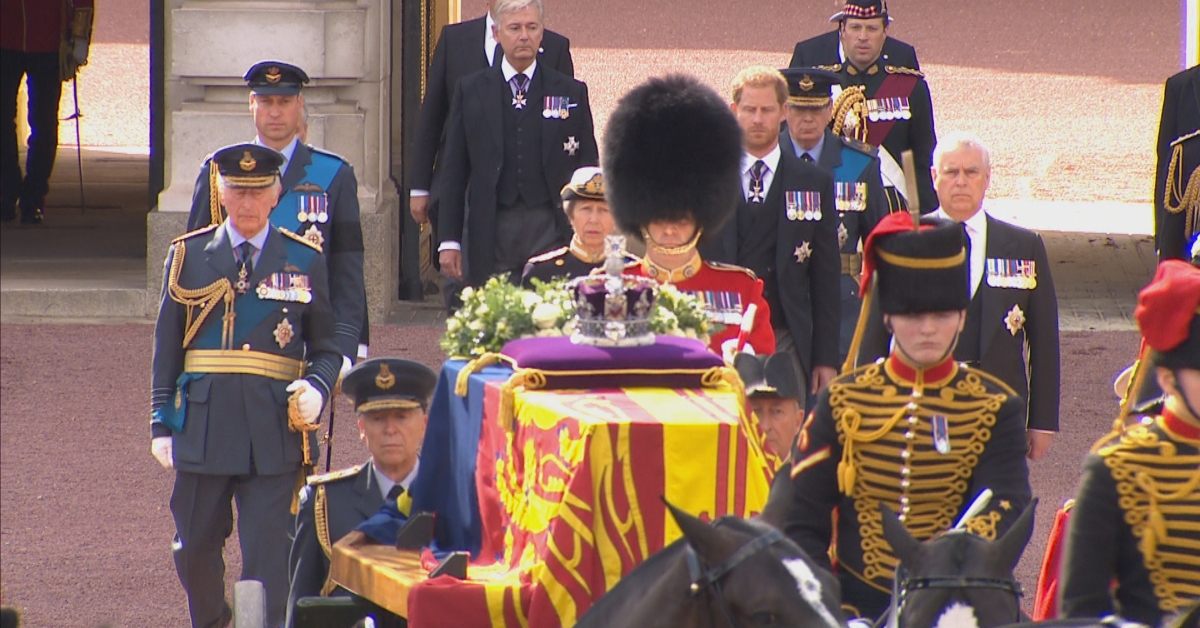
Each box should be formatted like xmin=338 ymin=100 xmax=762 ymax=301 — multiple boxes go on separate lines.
xmin=19 ymin=207 xmax=43 ymax=224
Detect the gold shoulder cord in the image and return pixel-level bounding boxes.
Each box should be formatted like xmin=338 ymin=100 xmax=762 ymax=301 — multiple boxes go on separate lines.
xmin=313 ymin=484 xmax=338 ymax=596
xmin=832 ymin=85 xmax=869 ymax=144
xmin=1164 ymin=141 xmax=1200 ymax=243
xmin=208 ymin=161 xmax=224 ymax=225
xmin=166 ymin=242 xmax=236 ymax=348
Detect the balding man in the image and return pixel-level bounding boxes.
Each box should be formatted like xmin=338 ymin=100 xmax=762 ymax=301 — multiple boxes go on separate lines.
xmin=856 ymin=132 xmax=1060 ymax=460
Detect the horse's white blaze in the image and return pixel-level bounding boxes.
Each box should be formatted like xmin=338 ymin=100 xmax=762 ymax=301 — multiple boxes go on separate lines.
xmin=781 ymin=558 xmax=840 ymax=628
xmin=933 ymin=602 xmax=979 ymax=628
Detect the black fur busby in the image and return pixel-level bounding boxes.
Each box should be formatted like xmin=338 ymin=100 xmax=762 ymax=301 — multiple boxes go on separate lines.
xmin=873 ymin=217 xmax=969 ymax=315
xmin=602 ymin=74 xmax=743 ymax=244
xmin=735 ymin=353 xmax=802 ymax=401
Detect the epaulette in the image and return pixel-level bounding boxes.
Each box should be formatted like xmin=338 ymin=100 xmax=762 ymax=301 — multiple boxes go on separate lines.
xmin=1170 ymin=129 xmax=1200 ymax=147
xmin=704 ymin=260 xmax=758 ymax=280
xmin=527 ymin=246 xmax=568 ymax=264
xmin=306 ymin=464 xmax=362 ymax=486
xmin=840 ymin=136 xmax=878 ymax=157
xmin=171 ymin=223 xmax=221 ymax=244
xmin=959 ymin=363 xmax=1018 ymax=397
xmin=885 ymin=65 xmax=924 ymax=78
xmin=307 ymin=144 xmax=351 ymax=165
xmin=279 ymin=226 xmax=323 ymax=252
xmin=815 ymin=63 xmax=842 ymax=73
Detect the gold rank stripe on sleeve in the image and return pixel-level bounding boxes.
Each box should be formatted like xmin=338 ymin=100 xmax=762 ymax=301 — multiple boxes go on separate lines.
xmin=829 ymin=362 xmax=1007 ymax=584
xmin=306 ymin=464 xmax=363 ymax=485
xmin=1100 ymin=423 xmax=1200 ymax=614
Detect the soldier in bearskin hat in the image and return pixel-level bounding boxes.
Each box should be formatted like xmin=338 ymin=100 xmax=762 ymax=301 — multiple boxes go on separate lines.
xmin=1060 ymin=260 xmax=1200 ymax=626
xmin=604 ymin=73 xmax=775 ymax=358
xmin=773 ymin=212 xmax=1032 ymax=620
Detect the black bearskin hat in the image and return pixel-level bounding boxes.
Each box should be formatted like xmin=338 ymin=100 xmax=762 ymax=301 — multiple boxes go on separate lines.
xmin=603 ymin=74 xmax=743 ymax=245
xmin=865 ymin=214 xmax=970 ymax=315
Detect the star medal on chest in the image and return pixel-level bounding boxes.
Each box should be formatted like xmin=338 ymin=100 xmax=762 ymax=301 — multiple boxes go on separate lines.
xmin=837 ymin=222 xmax=849 ymax=248
xmin=793 ymin=241 xmax=812 ymax=263
xmin=1004 ymin=304 xmax=1026 ymax=336
xmin=274 ymin=316 xmax=295 ymax=348
xmin=932 ymin=414 xmax=951 ymax=454
xmin=302 ymin=224 xmax=325 ymax=248
xmin=563 ymin=136 xmax=580 ymax=156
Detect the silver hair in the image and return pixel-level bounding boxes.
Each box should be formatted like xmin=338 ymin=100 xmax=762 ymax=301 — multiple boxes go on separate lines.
xmin=491 ymin=0 xmax=543 ymax=23
xmin=932 ymin=130 xmax=992 ymax=173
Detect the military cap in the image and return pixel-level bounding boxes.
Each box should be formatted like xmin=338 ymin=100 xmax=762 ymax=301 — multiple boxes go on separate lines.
xmin=212 ymin=143 xmax=284 ymax=189
xmin=735 ymin=353 xmax=802 ymax=401
xmin=244 ymin=61 xmax=310 ymax=95
xmin=862 ymin=212 xmax=969 ymax=315
xmin=603 ymin=74 xmax=742 ymax=246
xmin=780 ymin=68 xmax=842 ymax=108
xmin=341 ymin=358 xmax=438 ymax=413
xmin=830 ymin=0 xmax=892 ymax=23
xmin=1135 ymin=260 xmax=1200 ymax=370
xmin=561 ymin=166 xmax=605 ymax=202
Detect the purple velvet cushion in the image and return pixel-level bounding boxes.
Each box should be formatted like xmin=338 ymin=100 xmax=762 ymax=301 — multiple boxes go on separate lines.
xmin=500 ymin=335 xmax=723 ymax=390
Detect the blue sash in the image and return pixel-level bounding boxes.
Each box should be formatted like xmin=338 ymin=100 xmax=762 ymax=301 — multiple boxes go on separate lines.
xmin=834 ymin=145 xmax=871 ymax=183
xmin=271 ymin=150 xmax=342 ymax=233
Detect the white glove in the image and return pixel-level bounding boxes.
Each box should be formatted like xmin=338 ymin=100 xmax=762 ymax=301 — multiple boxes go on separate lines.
xmin=720 ymin=338 xmax=756 ymax=364
xmin=151 ymin=436 xmax=174 ymax=469
xmin=286 ymin=379 xmax=324 ymax=425
xmin=340 ymin=356 xmax=353 ymax=380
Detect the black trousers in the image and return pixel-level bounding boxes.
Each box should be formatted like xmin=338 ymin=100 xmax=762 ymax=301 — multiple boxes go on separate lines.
xmin=1 ymin=50 xmax=62 ymax=214
xmin=494 ymin=201 xmax=561 ymax=283
xmin=171 ymin=469 xmax=297 ymax=628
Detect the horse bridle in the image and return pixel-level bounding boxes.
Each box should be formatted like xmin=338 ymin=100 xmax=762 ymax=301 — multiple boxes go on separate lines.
xmin=886 ymin=565 xmax=1025 ymax=627
xmin=684 ymin=521 xmax=786 ymax=628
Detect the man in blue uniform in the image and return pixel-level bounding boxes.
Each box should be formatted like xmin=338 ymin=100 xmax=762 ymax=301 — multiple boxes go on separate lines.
xmin=779 ymin=68 xmax=888 ymax=365
xmin=185 ymin=61 xmax=368 ymax=372
xmin=151 ymin=144 xmax=342 ymax=628
xmin=286 ymin=357 xmax=437 ymax=627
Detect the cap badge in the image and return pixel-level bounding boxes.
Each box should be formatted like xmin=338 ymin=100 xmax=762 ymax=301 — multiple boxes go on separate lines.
xmin=265 ymin=67 xmax=282 ymax=84
xmin=582 ymin=173 xmax=604 ymax=195
xmin=239 ymin=150 xmax=257 ymax=172
xmin=376 ymin=364 xmax=395 ymax=390
xmin=799 ymin=75 xmax=814 ymax=92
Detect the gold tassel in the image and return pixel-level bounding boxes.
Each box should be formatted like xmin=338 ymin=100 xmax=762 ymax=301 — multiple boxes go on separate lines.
xmin=209 ymin=161 xmax=224 ymax=225
xmin=290 ymin=467 xmax=306 ymax=515
xmin=455 ymin=352 xmax=508 ymax=396
xmin=1093 ymin=339 xmax=1149 ymax=454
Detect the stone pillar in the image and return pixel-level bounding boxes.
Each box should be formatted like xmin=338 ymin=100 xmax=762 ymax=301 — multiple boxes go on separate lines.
xmin=147 ymin=0 xmax=399 ymax=327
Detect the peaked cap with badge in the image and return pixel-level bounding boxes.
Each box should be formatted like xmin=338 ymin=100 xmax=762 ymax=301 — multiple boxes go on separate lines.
xmin=780 ymin=68 xmax=843 ymax=109
xmin=342 ymin=358 xmax=438 ymax=413
xmin=244 ymin=61 xmax=310 ymax=96
xmin=212 ymin=143 xmax=285 ymax=189
xmin=1060 ymin=260 xmax=1200 ymax=625
xmin=560 ymin=166 xmax=606 ymax=202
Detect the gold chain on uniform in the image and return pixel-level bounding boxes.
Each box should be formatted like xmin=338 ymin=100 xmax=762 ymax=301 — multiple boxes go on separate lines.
xmin=832 ymin=85 xmax=869 ymax=144
xmin=830 ymin=362 xmax=1005 ymax=585
xmin=166 ymin=237 xmax=237 ymax=349
xmin=1164 ymin=136 xmax=1200 ymax=245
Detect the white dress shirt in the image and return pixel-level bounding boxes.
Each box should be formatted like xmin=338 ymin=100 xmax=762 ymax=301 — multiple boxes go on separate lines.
xmin=224 ymin=220 xmax=269 ymax=267
xmin=373 ymin=458 xmax=420 ymax=501
xmin=791 ymin=132 xmax=825 ymax=163
xmin=934 ymin=207 xmax=988 ymax=299
xmin=741 ymin=144 xmax=782 ymax=202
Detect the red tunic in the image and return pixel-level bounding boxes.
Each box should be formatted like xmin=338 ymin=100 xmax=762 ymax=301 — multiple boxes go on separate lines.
xmin=625 ymin=256 xmax=775 ymax=356
xmin=0 ymin=0 xmax=93 ymax=53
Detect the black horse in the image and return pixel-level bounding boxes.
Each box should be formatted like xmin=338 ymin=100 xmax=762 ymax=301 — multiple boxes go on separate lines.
xmin=877 ymin=499 xmax=1038 ymax=628
xmin=573 ymin=498 xmax=847 ymax=628
xmin=993 ymin=602 xmax=1200 ymax=628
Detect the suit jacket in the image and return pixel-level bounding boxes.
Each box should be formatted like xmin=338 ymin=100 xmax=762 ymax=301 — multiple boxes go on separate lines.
xmin=437 ymin=65 xmax=598 ymax=285
xmin=285 ymin=461 xmax=388 ymax=628
xmin=1153 ymin=65 xmax=1200 ymax=261
xmin=186 ymin=142 xmax=367 ymax=356
xmin=410 ymin=17 xmax=574 ymax=194
xmin=701 ymin=150 xmax=841 ymax=375
xmin=150 ymin=224 xmax=341 ymax=475
xmin=788 ymin=30 xmax=920 ymax=72
xmin=857 ymin=215 xmax=1061 ymax=431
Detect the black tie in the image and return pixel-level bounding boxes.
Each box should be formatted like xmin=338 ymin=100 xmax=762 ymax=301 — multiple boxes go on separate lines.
xmin=748 ymin=160 xmax=767 ymax=204
xmin=801 ymin=153 xmax=814 ymax=163
xmin=387 ymin=484 xmax=405 ymax=501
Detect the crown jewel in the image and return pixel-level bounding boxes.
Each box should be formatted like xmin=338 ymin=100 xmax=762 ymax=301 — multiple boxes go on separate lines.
xmin=570 ymin=235 xmax=657 ymax=346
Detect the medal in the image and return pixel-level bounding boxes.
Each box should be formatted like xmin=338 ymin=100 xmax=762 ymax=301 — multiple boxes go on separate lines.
xmin=297 ymin=194 xmax=309 ymax=223
xmin=235 ymin=266 xmax=250 ymax=295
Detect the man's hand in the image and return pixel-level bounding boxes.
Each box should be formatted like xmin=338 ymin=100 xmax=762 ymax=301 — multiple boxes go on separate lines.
xmin=1027 ymin=430 xmax=1054 ymax=461
xmin=151 ymin=436 xmax=174 ymax=469
xmin=410 ymin=196 xmax=430 ymax=224
xmin=439 ymin=250 xmax=463 ymax=282
xmin=810 ymin=365 xmax=837 ymax=395
xmin=286 ymin=379 xmax=325 ymax=425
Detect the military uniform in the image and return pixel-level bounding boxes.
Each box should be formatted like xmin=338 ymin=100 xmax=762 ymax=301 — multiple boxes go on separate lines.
xmin=1060 ymin=260 xmax=1200 ymax=626
xmin=1153 ymin=65 xmax=1199 ymax=262
xmin=624 ymin=256 xmax=775 ymax=357
xmin=184 ymin=61 xmax=368 ymax=361
xmin=152 ymin=145 xmax=341 ymax=627
xmin=778 ymin=68 xmax=889 ymax=365
xmin=779 ymin=214 xmax=1032 ymax=621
